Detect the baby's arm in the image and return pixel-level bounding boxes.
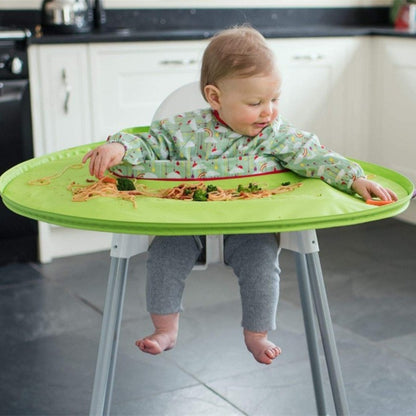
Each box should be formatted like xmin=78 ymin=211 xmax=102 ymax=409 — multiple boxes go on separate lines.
xmin=82 ymin=142 xmax=126 ymax=179
xmin=351 ymin=177 xmax=397 ymax=202
xmin=270 ymin=119 xmax=398 ymax=202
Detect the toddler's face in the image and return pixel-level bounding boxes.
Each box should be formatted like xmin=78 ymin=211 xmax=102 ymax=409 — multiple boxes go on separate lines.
xmin=214 ymin=70 xmax=281 ymax=137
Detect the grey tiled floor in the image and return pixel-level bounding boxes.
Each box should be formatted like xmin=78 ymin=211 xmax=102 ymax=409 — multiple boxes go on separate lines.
xmin=1 ymin=218 xmax=416 ymax=415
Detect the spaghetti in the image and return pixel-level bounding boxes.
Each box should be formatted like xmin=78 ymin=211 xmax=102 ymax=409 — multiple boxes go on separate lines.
xmin=67 ymin=177 xmax=302 ymax=207
xmin=28 ymin=164 xmax=84 ymax=186
xmin=68 ymin=177 xmax=139 ymax=208
xmin=150 ymin=182 xmax=302 ymax=201
xmin=27 ymin=163 xmax=302 ymax=206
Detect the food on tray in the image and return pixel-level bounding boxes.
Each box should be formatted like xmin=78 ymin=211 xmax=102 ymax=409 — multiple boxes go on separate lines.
xmin=67 ymin=176 xmax=303 ymax=207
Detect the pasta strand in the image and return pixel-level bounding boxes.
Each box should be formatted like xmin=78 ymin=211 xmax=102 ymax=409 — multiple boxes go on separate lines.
xmin=28 ymin=164 xmax=84 ymax=186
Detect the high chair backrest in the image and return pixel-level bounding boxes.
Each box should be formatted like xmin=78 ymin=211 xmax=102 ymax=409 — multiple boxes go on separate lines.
xmin=152 ymin=81 xmax=207 ymax=122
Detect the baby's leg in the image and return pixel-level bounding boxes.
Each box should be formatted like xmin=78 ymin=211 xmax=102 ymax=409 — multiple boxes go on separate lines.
xmin=137 ymin=236 xmax=202 ymax=355
xmin=224 ymin=233 xmax=281 ymax=364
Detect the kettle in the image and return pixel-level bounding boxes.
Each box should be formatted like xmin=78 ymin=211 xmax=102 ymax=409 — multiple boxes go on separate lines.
xmin=41 ymin=0 xmax=93 ymax=34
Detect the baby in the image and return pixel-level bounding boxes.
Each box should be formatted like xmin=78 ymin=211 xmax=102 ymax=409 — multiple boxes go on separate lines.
xmin=83 ymin=26 xmax=396 ymax=365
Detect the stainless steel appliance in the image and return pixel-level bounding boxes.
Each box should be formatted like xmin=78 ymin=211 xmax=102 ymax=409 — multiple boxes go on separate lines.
xmin=41 ymin=0 xmax=93 ymax=34
xmin=0 ymin=27 xmax=37 ymax=265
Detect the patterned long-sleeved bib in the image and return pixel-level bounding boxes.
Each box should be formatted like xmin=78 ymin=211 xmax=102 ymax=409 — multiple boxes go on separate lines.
xmin=108 ymin=108 xmax=364 ymax=193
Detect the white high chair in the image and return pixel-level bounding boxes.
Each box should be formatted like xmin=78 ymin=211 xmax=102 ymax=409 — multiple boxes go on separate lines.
xmin=89 ymin=83 xmax=350 ymax=416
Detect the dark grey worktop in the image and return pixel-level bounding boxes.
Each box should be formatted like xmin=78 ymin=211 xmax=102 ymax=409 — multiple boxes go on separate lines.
xmin=29 ymin=25 xmax=416 ymax=45
xmin=2 ymin=6 xmax=415 ymax=44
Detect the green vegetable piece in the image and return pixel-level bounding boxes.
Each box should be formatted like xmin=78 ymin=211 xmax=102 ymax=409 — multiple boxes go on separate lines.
xmin=237 ymin=184 xmax=246 ymax=193
xmin=237 ymin=183 xmax=261 ymax=193
xmin=116 ymin=177 xmax=135 ymax=191
xmin=193 ymin=189 xmax=208 ymax=201
xmin=183 ymin=188 xmax=193 ymax=196
xmin=248 ymin=182 xmax=262 ymax=192
xmin=206 ymin=184 xmax=218 ymax=193
xmin=281 ymin=181 xmax=291 ymax=186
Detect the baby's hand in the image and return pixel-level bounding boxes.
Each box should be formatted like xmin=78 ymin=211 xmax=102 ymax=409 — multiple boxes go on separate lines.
xmin=82 ymin=142 xmax=125 ymax=179
xmin=351 ymin=177 xmax=398 ymax=202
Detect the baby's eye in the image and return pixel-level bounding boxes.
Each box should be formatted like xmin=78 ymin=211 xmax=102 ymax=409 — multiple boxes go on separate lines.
xmin=249 ymin=102 xmax=261 ymax=107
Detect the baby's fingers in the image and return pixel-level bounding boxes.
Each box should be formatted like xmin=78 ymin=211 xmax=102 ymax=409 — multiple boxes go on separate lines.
xmin=90 ymin=153 xmax=108 ymax=179
xmin=387 ymin=188 xmax=398 ymax=201
xmin=82 ymin=150 xmax=93 ymax=164
xmin=371 ymin=185 xmax=396 ymax=202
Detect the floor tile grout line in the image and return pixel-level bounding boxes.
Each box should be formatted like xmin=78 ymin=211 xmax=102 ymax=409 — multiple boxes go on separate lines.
xmin=167 ymin=358 xmax=249 ymax=416
xmin=28 ymin=261 xmax=105 ymax=316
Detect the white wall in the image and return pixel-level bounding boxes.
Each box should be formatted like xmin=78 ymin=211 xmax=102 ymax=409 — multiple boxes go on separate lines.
xmin=0 ymin=0 xmax=392 ymax=10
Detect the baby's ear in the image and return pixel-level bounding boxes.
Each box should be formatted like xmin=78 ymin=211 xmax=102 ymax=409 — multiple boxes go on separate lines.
xmin=204 ymin=84 xmax=221 ymax=110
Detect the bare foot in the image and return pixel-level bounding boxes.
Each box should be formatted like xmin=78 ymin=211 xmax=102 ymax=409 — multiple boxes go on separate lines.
xmin=244 ymin=329 xmax=281 ymax=365
xmin=135 ymin=312 xmax=179 ymax=355
xmin=135 ymin=331 xmax=176 ymax=355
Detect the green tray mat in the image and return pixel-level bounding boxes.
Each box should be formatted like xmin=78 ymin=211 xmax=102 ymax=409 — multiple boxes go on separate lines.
xmin=0 ymin=142 xmax=413 ymax=235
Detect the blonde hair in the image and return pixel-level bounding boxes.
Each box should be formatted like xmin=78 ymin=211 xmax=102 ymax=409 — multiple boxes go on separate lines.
xmin=200 ymin=26 xmax=276 ymax=99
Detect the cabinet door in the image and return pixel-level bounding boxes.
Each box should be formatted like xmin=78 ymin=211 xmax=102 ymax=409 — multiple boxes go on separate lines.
xmin=268 ymin=37 xmax=363 ymax=156
xmin=28 ymin=44 xmax=93 ymax=156
xmin=89 ymin=41 xmax=207 ymax=139
xmin=373 ymin=37 xmax=416 ymax=184
xmin=372 ymin=37 xmax=416 ymax=224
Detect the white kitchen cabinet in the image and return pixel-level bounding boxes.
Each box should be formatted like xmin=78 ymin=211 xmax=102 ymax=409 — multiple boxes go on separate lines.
xmin=372 ymin=37 xmax=416 ymax=223
xmin=88 ymin=41 xmax=207 ymax=139
xmin=372 ymin=37 xmax=416 ymax=180
xmin=28 ymin=44 xmax=111 ymax=263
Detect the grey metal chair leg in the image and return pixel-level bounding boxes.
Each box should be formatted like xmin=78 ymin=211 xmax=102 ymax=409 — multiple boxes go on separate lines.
xmin=89 ymin=256 xmax=130 ymax=416
xmin=282 ymin=230 xmax=349 ymax=416
xmin=295 ymin=252 xmax=328 ymax=416
xmin=306 ymin=252 xmax=350 ymax=416
xmin=89 ymin=234 xmax=150 ymax=416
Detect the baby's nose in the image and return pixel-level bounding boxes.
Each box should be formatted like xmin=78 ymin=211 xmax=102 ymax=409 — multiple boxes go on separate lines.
xmin=261 ymin=103 xmax=273 ymax=116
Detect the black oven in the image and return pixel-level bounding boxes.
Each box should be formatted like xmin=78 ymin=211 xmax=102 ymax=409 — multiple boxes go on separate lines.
xmin=0 ymin=28 xmax=37 ymax=265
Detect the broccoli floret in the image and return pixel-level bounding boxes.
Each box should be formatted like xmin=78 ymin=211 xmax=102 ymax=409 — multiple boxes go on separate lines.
xmin=193 ymin=189 xmax=208 ymax=201
xmin=237 ymin=183 xmax=262 ymax=193
xmin=206 ymin=184 xmax=218 ymax=193
xmin=237 ymin=184 xmax=247 ymax=193
xmin=116 ymin=178 xmax=135 ymax=191
xmin=281 ymin=181 xmax=291 ymax=186
xmin=248 ymin=183 xmax=262 ymax=192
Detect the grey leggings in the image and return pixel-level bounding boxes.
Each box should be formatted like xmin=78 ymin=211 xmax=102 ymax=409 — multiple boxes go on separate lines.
xmin=146 ymin=233 xmax=280 ymax=332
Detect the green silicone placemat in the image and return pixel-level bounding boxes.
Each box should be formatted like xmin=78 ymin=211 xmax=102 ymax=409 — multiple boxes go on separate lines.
xmin=0 ymin=142 xmax=413 ymax=235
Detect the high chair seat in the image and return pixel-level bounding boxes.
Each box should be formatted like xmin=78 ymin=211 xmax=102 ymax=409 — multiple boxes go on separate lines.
xmin=89 ymin=82 xmax=350 ymax=416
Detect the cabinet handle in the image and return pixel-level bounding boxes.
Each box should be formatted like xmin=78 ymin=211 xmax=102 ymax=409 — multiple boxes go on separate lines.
xmin=61 ymin=69 xmax=72 ymax=114
xmin=292 ymin=54 xmax=324 ymax=61
xmin=159 ymin=59 xmax=198 ymax=66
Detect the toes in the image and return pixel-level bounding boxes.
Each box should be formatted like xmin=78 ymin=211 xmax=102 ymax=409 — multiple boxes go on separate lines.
xmin=135 ymin=338 xmax=162 ymax=354
xmin=135 ymin=340 xmax=144 ymax=350
xmin=265 ymin=346 xmax=282 ymax=360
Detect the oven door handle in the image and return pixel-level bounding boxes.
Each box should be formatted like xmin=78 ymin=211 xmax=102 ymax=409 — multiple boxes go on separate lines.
xmin=0 ymin=81 xmax=26 ymax=101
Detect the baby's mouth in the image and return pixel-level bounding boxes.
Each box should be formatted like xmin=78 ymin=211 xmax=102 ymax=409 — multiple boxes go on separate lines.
xmin=254 ymin=121 xmax=270 ymax=129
